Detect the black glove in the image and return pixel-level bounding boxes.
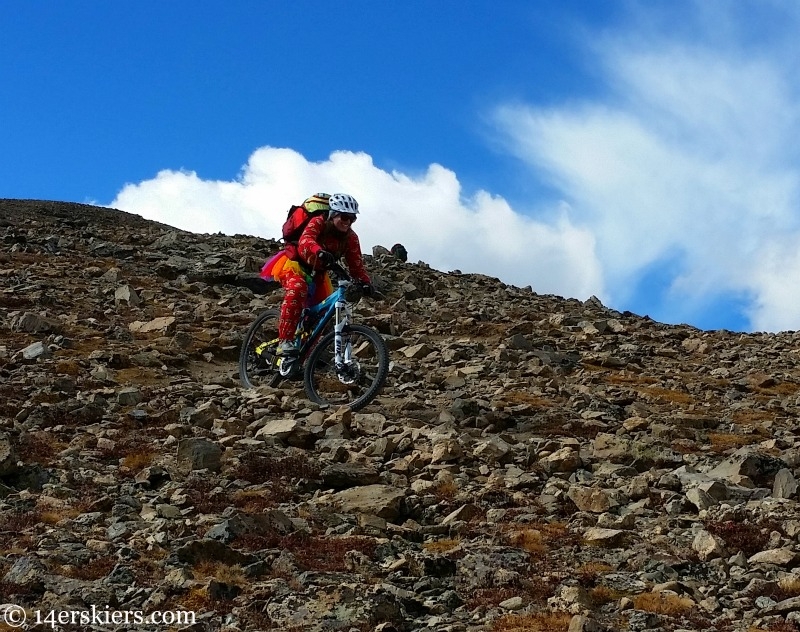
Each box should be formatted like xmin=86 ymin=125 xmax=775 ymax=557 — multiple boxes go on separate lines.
xmin=317 ymin=250 xmax=334 ymax=267
xmin=360 ymin=281 xmax=375 ymax=297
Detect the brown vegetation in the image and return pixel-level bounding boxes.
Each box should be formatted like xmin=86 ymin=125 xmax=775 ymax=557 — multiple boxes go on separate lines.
xmin=491 ymin=612 xmax=572 ymax=631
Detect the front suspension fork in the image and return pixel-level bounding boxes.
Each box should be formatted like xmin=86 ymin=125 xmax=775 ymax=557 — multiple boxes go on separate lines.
xmin=334 ymin=302 xmax=352 ymax=370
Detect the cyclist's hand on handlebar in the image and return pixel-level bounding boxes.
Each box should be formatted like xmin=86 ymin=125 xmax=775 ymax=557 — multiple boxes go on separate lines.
xmin=317 ymin=250 xmax=334 ymax=267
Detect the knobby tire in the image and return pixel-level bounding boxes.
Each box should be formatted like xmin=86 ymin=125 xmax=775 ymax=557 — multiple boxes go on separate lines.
xmin=238 ymin=309 xmax=285 ymax=389
xmin=303 ymin=324 xmax=388 ymax=411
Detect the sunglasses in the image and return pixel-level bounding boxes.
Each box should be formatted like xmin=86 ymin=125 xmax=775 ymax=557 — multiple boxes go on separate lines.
xmin=333 ymin=213 xmax=356 ymax=223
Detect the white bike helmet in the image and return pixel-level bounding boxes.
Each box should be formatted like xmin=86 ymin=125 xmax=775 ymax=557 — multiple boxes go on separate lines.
xmin=328 ymin=193 xmax=359 ymax=216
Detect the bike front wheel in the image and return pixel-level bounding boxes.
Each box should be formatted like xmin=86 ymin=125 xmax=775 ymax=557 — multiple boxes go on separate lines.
xmin=303 ymin=324 xmax=389 ymax=411
xmin=239 ymin=309 xmax=286 ymax=389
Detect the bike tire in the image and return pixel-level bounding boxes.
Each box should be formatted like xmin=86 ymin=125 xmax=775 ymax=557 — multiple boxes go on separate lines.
xmin=303 ymin=324 xmax=389 ymax=411
xmin=239 ymin=310 xmax=285 ymax=389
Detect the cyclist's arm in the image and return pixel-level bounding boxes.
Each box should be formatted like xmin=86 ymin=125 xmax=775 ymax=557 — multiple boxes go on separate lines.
xmin=297 ymin=216 xmax=327 ymax=265
xmin=343 ymin=232 xmax=370 ymax=283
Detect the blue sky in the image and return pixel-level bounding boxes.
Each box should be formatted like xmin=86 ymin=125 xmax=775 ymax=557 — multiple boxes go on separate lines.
xmin=4 ymin=1 xmax=800 ymax=333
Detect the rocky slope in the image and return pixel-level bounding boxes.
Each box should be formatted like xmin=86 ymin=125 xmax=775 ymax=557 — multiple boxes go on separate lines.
xmin=3 ymin=199 xmax=800 ymax=632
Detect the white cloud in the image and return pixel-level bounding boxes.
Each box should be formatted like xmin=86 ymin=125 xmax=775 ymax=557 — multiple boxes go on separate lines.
xmin=110 ymin=3 xmax=800 ymax=332
xmin=492 ymin=5 xmax=800 ymax=332
xmin=110 ymin=147 xmax=603 ymax=301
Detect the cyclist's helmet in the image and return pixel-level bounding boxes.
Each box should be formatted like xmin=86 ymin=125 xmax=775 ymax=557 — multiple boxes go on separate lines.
xmin=328 ymin=193 xmax=359 ymax=219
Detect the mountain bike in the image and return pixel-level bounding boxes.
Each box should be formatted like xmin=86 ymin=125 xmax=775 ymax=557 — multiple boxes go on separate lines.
xmin=238 ymin=261 xmax=389 ymax=411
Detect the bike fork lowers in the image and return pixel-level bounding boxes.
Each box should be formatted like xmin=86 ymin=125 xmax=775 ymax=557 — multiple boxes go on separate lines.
xmin=333 ymin=300 xmax=352 ymax=371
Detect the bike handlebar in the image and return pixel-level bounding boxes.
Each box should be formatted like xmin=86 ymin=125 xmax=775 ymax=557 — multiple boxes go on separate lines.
xmin=327 ymin=260 xmax=385 ymax=300
xmin=329 ymin=260 xmax=352 ymax=281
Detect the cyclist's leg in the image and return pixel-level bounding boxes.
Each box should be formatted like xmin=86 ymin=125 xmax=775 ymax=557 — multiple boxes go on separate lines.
xmin=279 ymin=269 xmax=309 ymax=341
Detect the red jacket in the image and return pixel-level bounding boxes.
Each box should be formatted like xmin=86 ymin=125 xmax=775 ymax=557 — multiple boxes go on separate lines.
xmin=297 ymin=216 xmax=370 ymax=283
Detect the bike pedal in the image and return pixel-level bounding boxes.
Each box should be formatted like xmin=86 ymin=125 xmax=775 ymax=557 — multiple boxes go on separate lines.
xmin=278 ymin=358 xmax=296 ymax=377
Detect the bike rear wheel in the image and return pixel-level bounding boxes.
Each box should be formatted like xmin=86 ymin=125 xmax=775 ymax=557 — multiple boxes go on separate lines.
xmin=239 ymin=310 xmax=286 ymax=388
xmin=303 ymin=324 xmax=389 ymax=411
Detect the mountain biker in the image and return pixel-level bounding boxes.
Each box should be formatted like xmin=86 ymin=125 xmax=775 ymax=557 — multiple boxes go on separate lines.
xmin=261 ymin=193 xmax=373 ymax=356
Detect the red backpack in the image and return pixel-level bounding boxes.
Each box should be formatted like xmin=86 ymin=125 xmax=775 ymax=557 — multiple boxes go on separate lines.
xmin=281 ymin=193 xmax=331 ymax=244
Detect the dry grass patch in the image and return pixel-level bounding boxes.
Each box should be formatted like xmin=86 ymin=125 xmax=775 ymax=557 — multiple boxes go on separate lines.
xmin=507 ymin=528 xmax=548 ymax=556
xmin=753 ymin=381 xmax=800 ymax=396
xmin=633 ymin=592 xmax=695 ymax=615
xmin=58 ymin=556 xmax=118 ymax=580
xmin=237 ymin=531 xmax=378 ymax=573
xmin=233 ymin=451 xmax=320 ymax=484
xmin=576 ymin=560 xmax=614 ymax=578
xmin=183 ymin=478 xmax=230 ymax=514
xmin=172 ymin=585 xmax=235 ymax=615
xmin=496 ymin=391 xmax=562 ymax=409
xmin=113 ymin=367 xmax=170 ymax=387
xmin=778 ymin=576 xmax=800 ymax=597
xmin=433 ymin=479 xmax=459 ymax=501
xmin=286 ymin=534 xmax=378 ymax=572
xmin=708 ymin=431 xmax=766 ymax=453
xmin=638 ymin=386 xmax=695 ymax=405
xmin=192 ymin=561 xmax=248 ymax=587
xmin=604 ymin=372 xmax=659 ymax=386
xmin=39 ymin=508 xmax=84 ymax=525
xmin=54 ymin=360 xmax=82 ymax=376
xmin=0 ymin=510 xmax=44 ymax=549
xmin=704 ymin=519 xmax=781 ymax=556
xmin=748 ymin=623 xmax=800 ymax=632
xmin=15 ymin=431 xmax=68 ymax=466
xmin=230 ymin=489 xmax=275 ymax=513
xmin=423 ymin=538 xmax=461 ymax=554
xmin=590 ymin=585 xmax=627 ymax=606
xmin=491 ymin=612 xmax=572 ymax=631
xmin=465 ymin=587 xmax=520 ymax=611
xmin=732 ymin=409 xmax=777 ymax=424
xmin=671 ymin=439 xmax=702 ymax=455
xmin=119 ymin=447 xmax=158 ymax=471
xmin=575 ymin=560 xmax=617 ymax=592
xmin=504 ymin=522 xmax=576 ymax=557
xmin=129 ymin=553 xmax=167 ymax=585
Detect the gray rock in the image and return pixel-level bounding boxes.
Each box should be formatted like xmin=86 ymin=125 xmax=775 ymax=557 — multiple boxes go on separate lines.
xmin=3 ymin=555 xmax=47 ymax=589
xmin=709 ymin=447 xmax=787 ymax=486
xmin=774 ymin=468 xmax=798 ymax=499
xmin=10 ymin=311 xmax=60 ymax=333
xmin=114 ymin=284 xmax=141 ymax=307
xmin=10 ymin=200 xmax=800 ymax=632
xmin=21 ymin=341 xmax=50 ymax=360
xmin=319 ymin=484 xmax=407 ymax=520
xmin=569 ymin=614 xmax=604 ymax=632
xmin=748 ymin=548 xmax=800 ymax=567
xmin=320 ymin=462 xmax=381 ymax=489
xmin=686 ymin=486 xmax=718 ymax=511
xmin=177 ymin=438 xmax=223 ymax=472
xmin=693 ymin=530 xmax=725 ymax=561
xmin=0 ymin=432 xmax=18 ymax=477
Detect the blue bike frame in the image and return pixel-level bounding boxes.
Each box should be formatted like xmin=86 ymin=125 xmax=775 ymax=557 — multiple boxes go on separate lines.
xmin=294 ymin=274 xmax=353 ymax=370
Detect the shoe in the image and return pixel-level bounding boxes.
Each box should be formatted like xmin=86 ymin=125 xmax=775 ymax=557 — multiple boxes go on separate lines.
xmin=276 ymin=340 xmax=298 ymax=356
